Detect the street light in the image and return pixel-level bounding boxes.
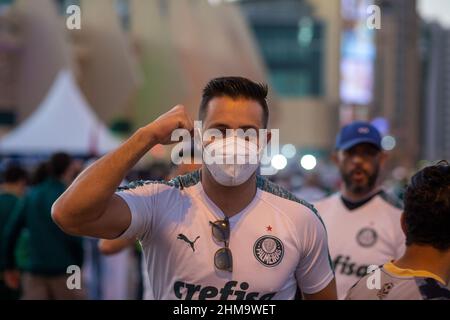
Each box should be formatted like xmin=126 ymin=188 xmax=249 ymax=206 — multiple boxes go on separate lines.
xmin=271 ymin=154 xmax=288 ymax=170
xmin=300 ymin=154 xmax=317 ymax=171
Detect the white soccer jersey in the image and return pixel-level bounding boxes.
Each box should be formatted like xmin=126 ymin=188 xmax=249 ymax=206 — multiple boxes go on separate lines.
xmin=314 ymin=192 xmax=405 ymax=300
xmin=115 ymin=171 xmax=334 ymax=300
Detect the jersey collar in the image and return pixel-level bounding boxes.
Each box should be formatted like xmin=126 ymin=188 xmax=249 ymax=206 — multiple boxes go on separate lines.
xmin=384 ymin=262 xmax=446 ymax=285
xmin=194 ymin=182 xmax=261 ymax=225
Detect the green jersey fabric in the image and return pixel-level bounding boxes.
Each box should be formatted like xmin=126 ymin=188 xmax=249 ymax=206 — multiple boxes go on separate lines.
xmin=1 ymin=178 xmax=83 ymax=275
xmin=0 ymin=192 xmax=29 ymax=271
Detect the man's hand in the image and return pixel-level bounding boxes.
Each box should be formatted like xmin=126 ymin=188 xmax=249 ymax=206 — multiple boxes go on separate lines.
xmin=4 ymin=270 xmax=20 ymax=290
xmin=146 ymin=105 xmax=194 ymax=145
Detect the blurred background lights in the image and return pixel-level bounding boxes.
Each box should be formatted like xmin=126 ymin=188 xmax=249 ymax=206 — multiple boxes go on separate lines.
xmin=281 ymin=144 xmax=297 ymax=159
xmin=381 ymin=135 xmax=396 ymax=151
xmin=300 ymin=154 xmax=317 ymax=171
xmin=371 ymin=117 xmax=390 ymax=136
xmin=207 ymin=0 xmax=221 ymax=5
xmin=271 ymin=154 xmax=288 ymax=170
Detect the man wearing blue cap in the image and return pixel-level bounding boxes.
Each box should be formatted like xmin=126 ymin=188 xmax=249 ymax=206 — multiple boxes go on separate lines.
xmin=314 ymin=121 xmax=405 ymax=299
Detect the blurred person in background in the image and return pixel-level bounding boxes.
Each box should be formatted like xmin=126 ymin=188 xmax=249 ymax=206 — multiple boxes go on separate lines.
xmin=1 ymin=153 xmax=85 ymax=300
xmin=314 ymin=121 xmax=405 ymax=299
xmin=346 ymin=161 xmax=450 ymax=300
xmin=293 ymin=173 xmax=327 ymax=203
xmin=29 ymin=162 xmax=51 ymax=186
xmin=0 ymin=164 xmax=28 ymax=300
xmin=96 ymin=237 xmax=142 ymax=300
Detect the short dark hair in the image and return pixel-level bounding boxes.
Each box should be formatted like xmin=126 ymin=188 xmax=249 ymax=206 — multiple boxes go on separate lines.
xmin=404 ymin=160 xmax=450 ymax=251
xmin=49 ymin=153 xmax=72 ymax=178
xmin=198 ymin=77 xmax=269 ymax=128
xmin=3 ymin=165 xmax=28 ymax=184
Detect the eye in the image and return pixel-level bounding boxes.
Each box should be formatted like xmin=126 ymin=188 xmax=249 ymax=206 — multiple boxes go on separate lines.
xmin=243 ymin=130 xmax=257 ymax=141
xmin=217 ymin=128 xmax=227 ymax=137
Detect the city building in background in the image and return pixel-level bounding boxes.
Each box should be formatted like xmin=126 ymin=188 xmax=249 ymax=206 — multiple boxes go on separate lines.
xmin=338 ymin=0 xmax=421 ymax=170
xmin=0 ymin=0 xmax=269 ymax=148
xmin=240 ymin=0 xmax=323 ymax=97
xmin=339 ymin=0 xmax=376 ymax=122
xmin=0 ymin=0 xmax=447 ymax=171
xmin=372 ymin=0 xmax=420 ymax=170
xmin=1 ymin=0 xmax=71 ymax=127
xmin=420 ymin=21 xmax=450 ymax=162
xmin=124 ymin=0 xmax=269 ymax=132
xmin=70 ymin=0 xmax=141 ymax=128
xmin=239 ymin=0 xmax=341 ymax=160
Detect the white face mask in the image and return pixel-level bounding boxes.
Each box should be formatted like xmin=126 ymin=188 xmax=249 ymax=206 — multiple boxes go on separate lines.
xmin=200 ymin=130 xmax=262 ymax=187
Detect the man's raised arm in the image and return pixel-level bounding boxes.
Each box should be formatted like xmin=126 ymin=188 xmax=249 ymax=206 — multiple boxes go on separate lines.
xmin=51 ymin=105 xmax=194 ymax=239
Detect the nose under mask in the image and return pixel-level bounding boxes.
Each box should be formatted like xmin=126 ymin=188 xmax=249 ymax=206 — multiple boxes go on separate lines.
xmin=198 ymin=129 xmax=262 ymax=187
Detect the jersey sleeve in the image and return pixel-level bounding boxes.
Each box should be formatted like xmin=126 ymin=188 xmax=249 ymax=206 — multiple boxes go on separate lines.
xmin=295 ymin=210 xmax=335 ymax=295
xmin=115 ymin=181 xmax=170 ymax=242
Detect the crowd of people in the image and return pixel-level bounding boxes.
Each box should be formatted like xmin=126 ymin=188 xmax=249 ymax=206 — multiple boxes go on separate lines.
xmin=0 ymin=154 xmax=184 ymax=300
xmin=1 ymin=77 xmax=449 ymax=300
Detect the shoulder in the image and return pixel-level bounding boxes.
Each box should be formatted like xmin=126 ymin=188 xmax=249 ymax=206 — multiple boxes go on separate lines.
xmin=117 ymin=170 xmax=201 ymax=193
xmin=313 ymin=193 xmax=341 ymax=216
xmin=373 ymin=191 xmax=404 ymax=225
xmin=416 ymin=278 xmax=450 ymax=300
xmin=377 ymin=190 xmax=404 ymax=210
xmin=256 ymin=175 xmax=324 ymax=225
xmin=314 ymin=193 xmax=340 ymax=207
xmin=257 ymin=176 xmax=315 ymax=210
xmin=114 ymin=171 xmax=202 ymax=233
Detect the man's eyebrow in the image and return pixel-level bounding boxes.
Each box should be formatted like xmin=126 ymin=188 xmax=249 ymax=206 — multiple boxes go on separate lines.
xmin=207 ymin=123 xmax=231 ymax=129
xmin=207 ymin=124 xmax=259 ymax=131
xmin=239 ymin=126 xmax=259 ymax=131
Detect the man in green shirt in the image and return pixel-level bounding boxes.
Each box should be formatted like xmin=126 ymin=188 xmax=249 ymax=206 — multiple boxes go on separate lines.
xmin=0 ymin=165 xmax=27 ymax=300
xmin=2 ymin=153 xmax=85 ymax=300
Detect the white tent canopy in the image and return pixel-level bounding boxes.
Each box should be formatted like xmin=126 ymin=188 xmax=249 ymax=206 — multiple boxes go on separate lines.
xmin=0 ymin=70 xmax=122 ymax=155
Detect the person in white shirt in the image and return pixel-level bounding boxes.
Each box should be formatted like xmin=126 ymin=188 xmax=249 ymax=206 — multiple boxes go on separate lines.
xmin=314 ymin=121 xmax=405 ymax=300
xmin=51 ymin=77 xmax=336 ymax=300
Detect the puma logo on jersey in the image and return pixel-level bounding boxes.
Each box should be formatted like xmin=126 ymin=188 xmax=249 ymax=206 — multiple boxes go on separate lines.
xmin=177 ymin=234 xmax=200 ymax=252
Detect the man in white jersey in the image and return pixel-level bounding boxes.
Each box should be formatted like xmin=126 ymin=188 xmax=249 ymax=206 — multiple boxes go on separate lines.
xmin=314 ymin=121 xmax=405 ymax=299
xmin=52 ymin=77 xmax=336 ymax=300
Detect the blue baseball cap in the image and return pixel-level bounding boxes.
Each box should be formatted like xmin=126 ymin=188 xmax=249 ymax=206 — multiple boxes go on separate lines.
xmin=335 ymin=121 xmax=382 ymax=151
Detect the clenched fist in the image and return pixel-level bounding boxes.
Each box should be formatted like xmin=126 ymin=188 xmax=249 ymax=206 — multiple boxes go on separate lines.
xmin=146 ymin=105 xmax=194 ymax=145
